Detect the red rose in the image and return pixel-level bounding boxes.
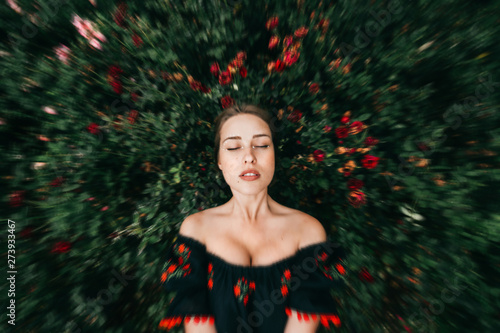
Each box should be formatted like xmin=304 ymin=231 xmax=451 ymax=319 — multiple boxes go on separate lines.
xmin=132 ymin=33 xmax=143 ymax=47
xmin=294 ymin=27 xmax=309 ymax=38
xmin=287 ymin=109 xmax=303 ymax=123
xmin=219 ymin=70 xmax=232 ymax=85
xmin=275 ymin=59 xmax=285 ymax=72
xmin=239 ymin=66 xmax=247 ymax=78
xmin=128 ymin=110 xmax=139 ymax=124
xmin=417 ymin=142 xmax=429 ymax=151
xmin=131 ymin=92 xmax=139 ymax=102
xmin=267 ymin=61 xmax=276 ymax=72
xmin=348 ymin=121 xmax=366 ymax=135
xmin=86 ymin=122 xmax=100 ymax=135
xmin=51 ymin=241 xmax=72 ymax=254
xmin=230 ymin=58 xmax=243 ymax=70
xmin=313 ymin=149 xmax=325 ymax=162
xmin=9 ymin=190 xmax=26 ymax=207
xmin=108 ymin=65 xmax=123 ymax=79
xmin=340 ymin=116 xmax=350 ymax=124
xmin=236 ymin=51 xmax=247 ymax=61
xmin=113 ymin=2 xmax=127 ymax=28
xmin=190 ymin=80 xmax=202 ymax=91
xmin=210 ymin=62 xmax=220 ymax=77
xmin=348 ymin=190 xmax=366 ymax=208
xmin=283 ymin=51 xmax=300 ymax=66
xmin=361 ymin=155 xmax=380 ymax=169
xmin=364 ymin=136 xmax=379 ymax=147
xmin=347 ymin=178 xmax=364 ymax=190
xmin=346 ymin=148 xmax=357 ymax=156
xmin=283 ymin=35 xmax=293 ymax=48
xmin=50 ymin=176 xmax=64 ymax=187
xmin=335 ymin=127 xmax=349 ymax=138
xmin=200 ymin=84 xmax=211 ymax=93
xmin=110 ymin=80 xmax=123 ymax=94
xmin=269 ymin=36 xmax=279 ymax=49
xmin=265 ymin=17 xmax=279 ymax=30
xmin=221 ymin=96 xmax=234 ymax=109
xmin=359 ymin=267 xmax=374 ymax=283
xmin=309 ymin=83 xmax=319 ymax=94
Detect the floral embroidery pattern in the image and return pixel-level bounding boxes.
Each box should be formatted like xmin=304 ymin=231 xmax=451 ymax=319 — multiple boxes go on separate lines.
xmin=280 ymin=269 xmax=292 ymax=298
xmin=159 ymin=315 xmax=215 ymax=330
xmin=207 ymin=262 xmax=214 ymax=290
xmin=285 ymin=307 xmax=341 ymax=329
xmin=161 ymin=243 xmax=192 ymax=283
xmin=233 ymin=276 xmax=255 ymax=306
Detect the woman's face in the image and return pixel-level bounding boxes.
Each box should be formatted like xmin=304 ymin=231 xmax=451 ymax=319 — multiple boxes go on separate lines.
xmin=218 ymin=114 xmax=275 ymax=194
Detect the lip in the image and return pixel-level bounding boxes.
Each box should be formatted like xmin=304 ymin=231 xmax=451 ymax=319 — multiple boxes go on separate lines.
xmin=240 ymin=169 xmax=260 ymax=177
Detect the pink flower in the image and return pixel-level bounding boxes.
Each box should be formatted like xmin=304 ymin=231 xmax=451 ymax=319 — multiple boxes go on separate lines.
xmin=37 ymin=135 xmax=50 ymax=142
xmin=54 ymin=44 xmax=71 ymax=65
xmin=72 ymin=14 xmax=106 ymax=50
xmin=89 ymin=38 xmax=102 ymax=50
xmin=7 ymin=0 xmax=23 ymax=14
xmin=93 ymin=30 xmax=106 ymax=42
xmin=323 ymin=125 xmax=332 ymax=133
xmin=43 ymin=106 xmax=58 ymax=115
xmin=101 ymin=206 xmax=109 ymax=211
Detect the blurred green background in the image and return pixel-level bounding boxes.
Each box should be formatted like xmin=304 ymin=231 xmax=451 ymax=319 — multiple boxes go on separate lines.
xmin=1 ymin=0 xmax=499 ymax=332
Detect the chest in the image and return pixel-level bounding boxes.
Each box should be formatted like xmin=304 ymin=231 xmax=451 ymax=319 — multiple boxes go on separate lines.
xmin=203 ymin=218 xmax=300 ymax=267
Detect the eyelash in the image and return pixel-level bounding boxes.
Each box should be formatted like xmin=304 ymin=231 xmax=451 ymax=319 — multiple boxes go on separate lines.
xmin=226 ymin=145 xmax=270 ymax=151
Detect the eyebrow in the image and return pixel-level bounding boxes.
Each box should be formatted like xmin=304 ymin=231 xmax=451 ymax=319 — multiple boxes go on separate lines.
xmin=222 ymin=134 xmax=271 ymax=143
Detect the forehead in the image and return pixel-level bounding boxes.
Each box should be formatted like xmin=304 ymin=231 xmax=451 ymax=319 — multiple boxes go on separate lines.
xmin=220 ymin=114 xmax=271 ymax=138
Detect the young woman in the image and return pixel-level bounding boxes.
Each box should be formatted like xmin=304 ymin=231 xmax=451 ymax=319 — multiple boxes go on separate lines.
xmin=159 ymin=104 xmax=346 ymax=333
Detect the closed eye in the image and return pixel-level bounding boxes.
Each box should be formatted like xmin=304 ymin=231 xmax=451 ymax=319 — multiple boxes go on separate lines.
xmin=226 ymin=145 xmax=270 ymax=151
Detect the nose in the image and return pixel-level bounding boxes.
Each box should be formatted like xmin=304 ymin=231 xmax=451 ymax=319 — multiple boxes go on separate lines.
xmin=243 ymin=146 xmax=256 ymax=164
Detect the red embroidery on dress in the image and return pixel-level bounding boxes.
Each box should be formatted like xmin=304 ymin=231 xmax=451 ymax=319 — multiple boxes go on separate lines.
xmin=280 ymin=269 xmax=292 ymax=298
xmin=158 ymin=315 xmax=215 ymax=330
xmin=207 ymin=262 xmax=214 ymax=290
xmin=233 ymin=276 xmax=255 ymax=306
xmin=161 ymin=243 xmax=192 ymax=283
xmin=285 ymin=307 xmax=341 ymax=329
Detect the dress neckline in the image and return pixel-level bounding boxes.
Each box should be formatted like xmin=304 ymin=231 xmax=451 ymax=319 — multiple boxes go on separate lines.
xmin=175 ymin=233 xmax=331 ymax=270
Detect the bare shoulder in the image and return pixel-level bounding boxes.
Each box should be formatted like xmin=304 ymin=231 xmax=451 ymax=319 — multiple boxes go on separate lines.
xmin=178 ymin=211 xmax=206 ymax=244
xmin=294 ymin=210 xmax=328 ymax=249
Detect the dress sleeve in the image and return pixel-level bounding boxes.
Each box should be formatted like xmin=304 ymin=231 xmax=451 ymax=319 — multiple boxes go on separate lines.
xmin=158 ymin=234 xmax=215 ymax=330
xmin=286 ymin=238 xmax=347 ymax=330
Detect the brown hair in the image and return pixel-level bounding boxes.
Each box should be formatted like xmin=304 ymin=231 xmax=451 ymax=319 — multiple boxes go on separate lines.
xmin=213 ymin=103 xmax=278 ymax=165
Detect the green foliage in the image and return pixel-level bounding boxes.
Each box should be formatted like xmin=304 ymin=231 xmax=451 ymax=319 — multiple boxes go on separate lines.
xmin=1 ymin=0 xmax=500 ymax=332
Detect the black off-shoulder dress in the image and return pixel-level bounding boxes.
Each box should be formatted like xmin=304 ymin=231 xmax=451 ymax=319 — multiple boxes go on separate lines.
xmin=158 ymin=233 xmax=346 ymax=333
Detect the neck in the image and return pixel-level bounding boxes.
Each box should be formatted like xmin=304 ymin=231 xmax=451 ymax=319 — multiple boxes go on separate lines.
xmin=228 ymin=191 xmax=272 ymax=226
